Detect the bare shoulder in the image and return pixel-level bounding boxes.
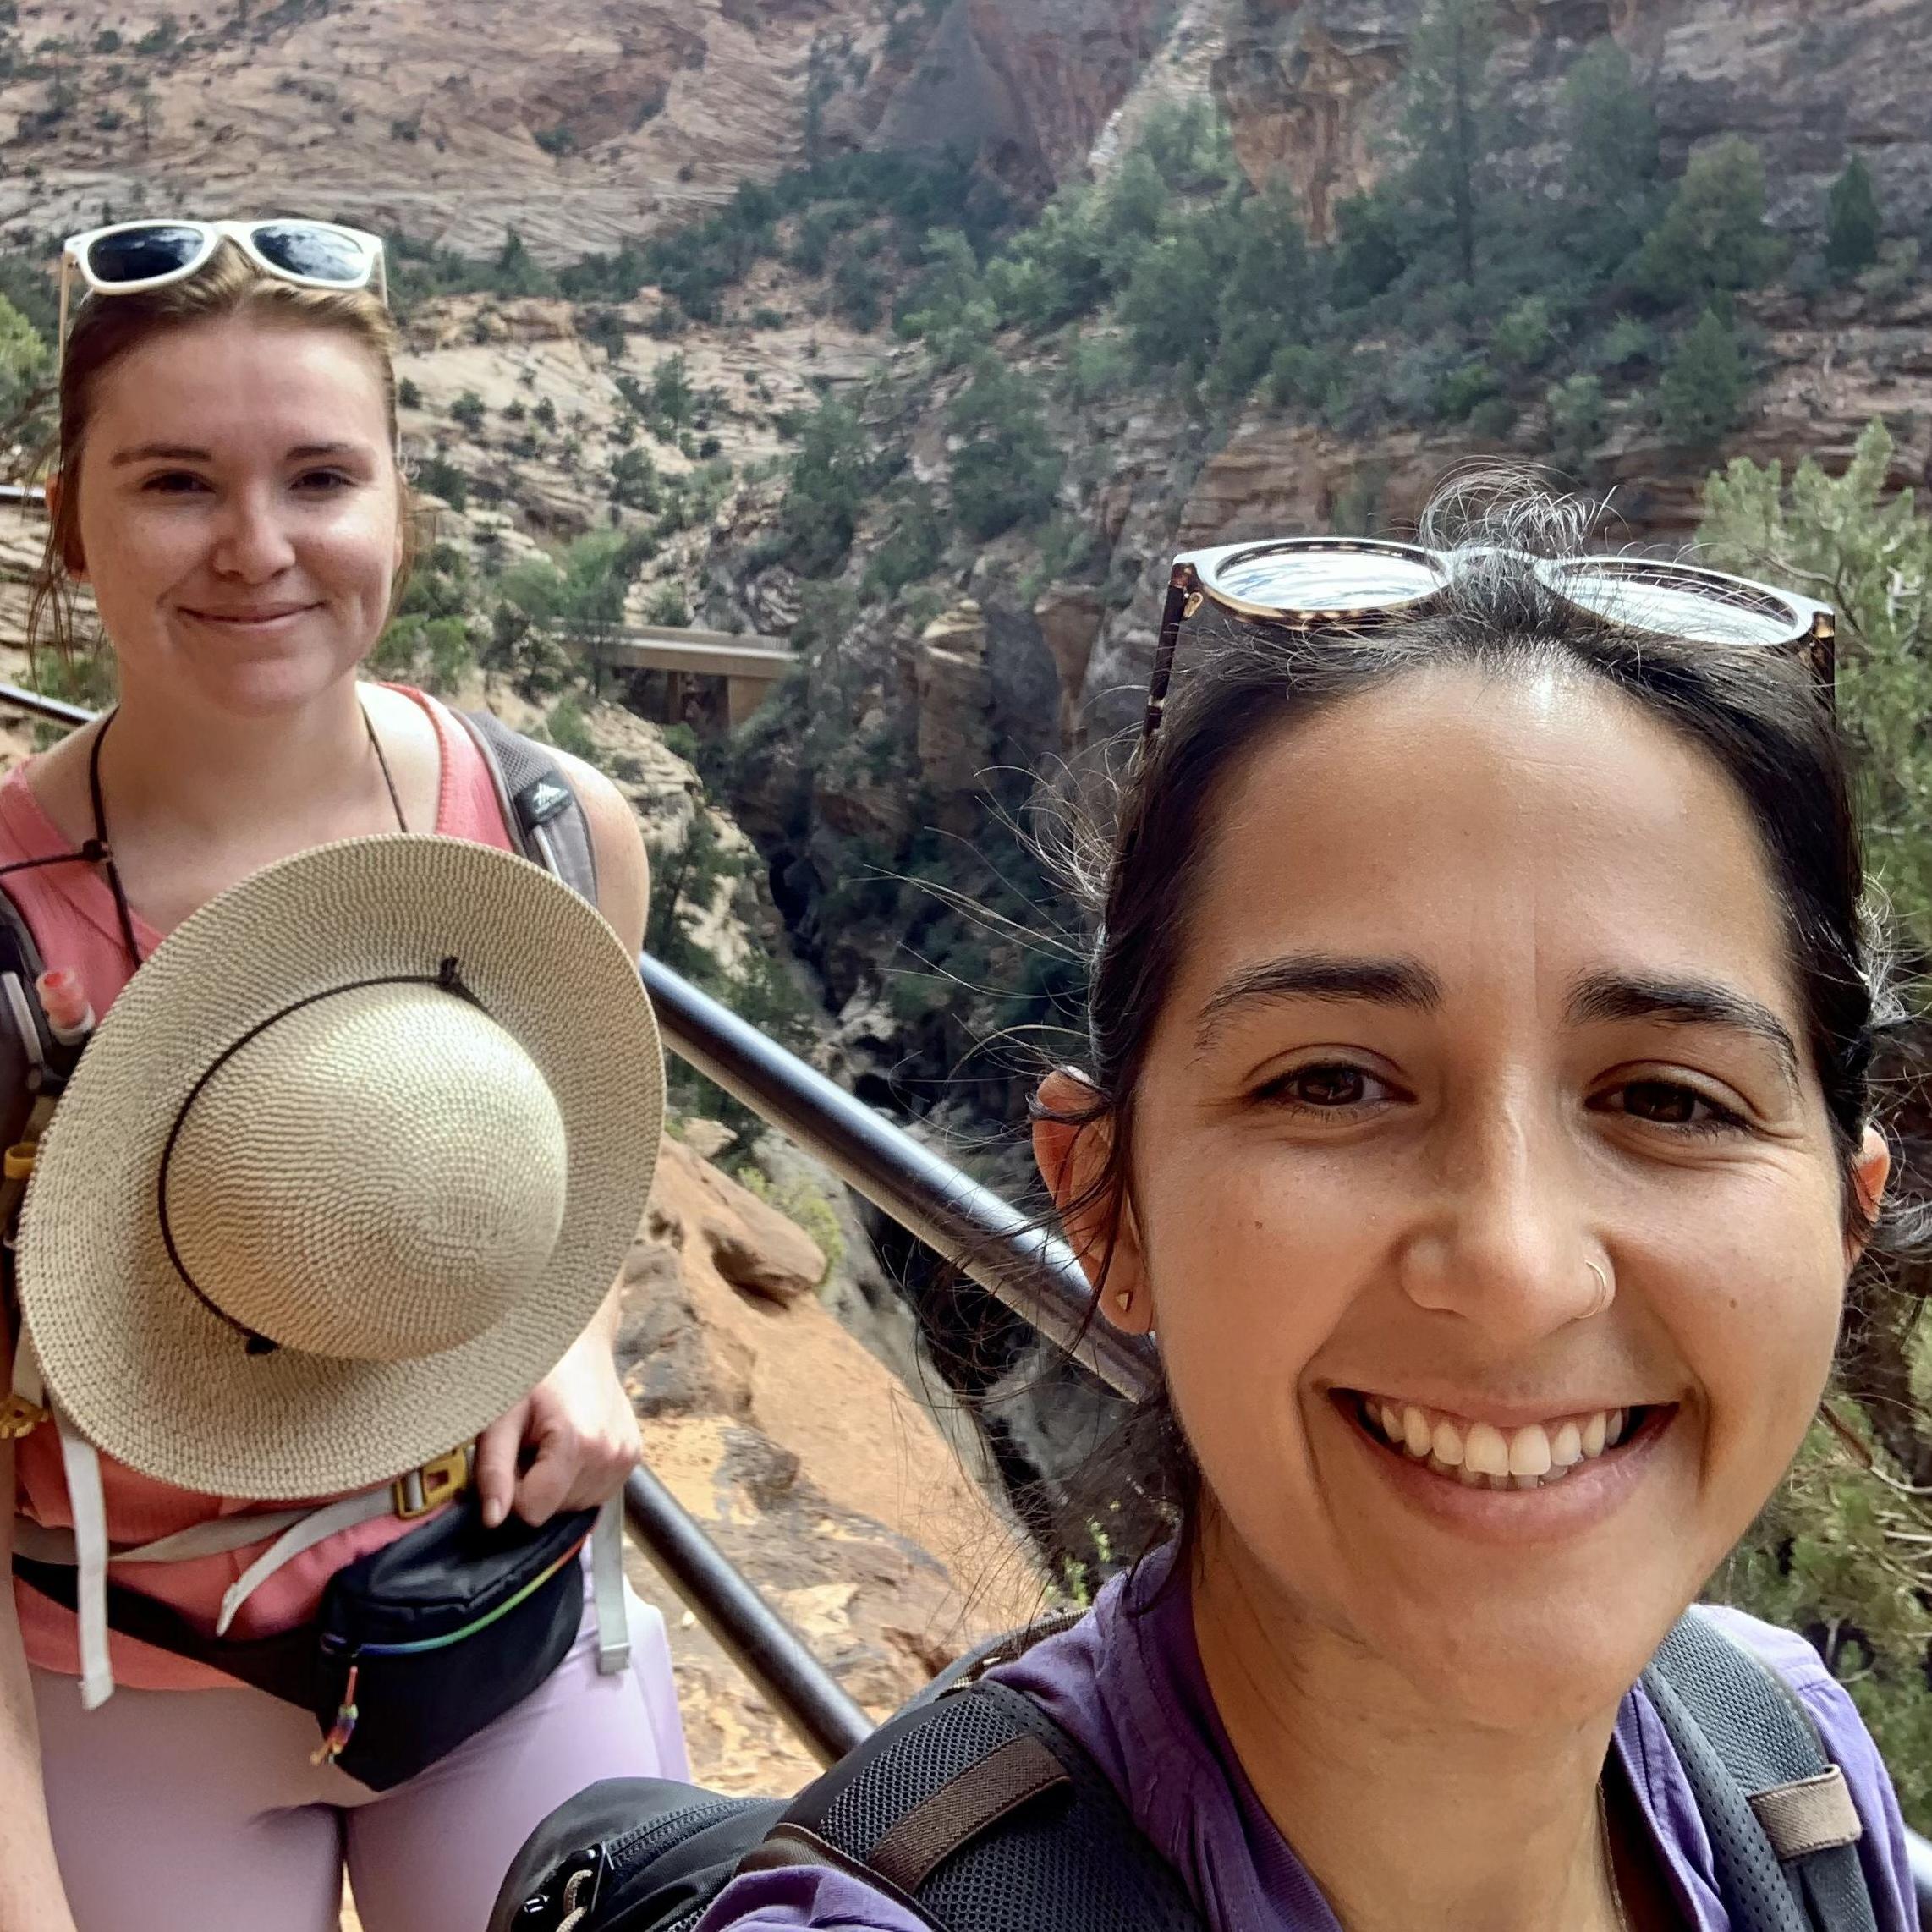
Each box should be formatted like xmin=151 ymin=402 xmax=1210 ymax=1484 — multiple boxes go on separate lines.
xmin=550 ymin=749 xmax=649 ymax=956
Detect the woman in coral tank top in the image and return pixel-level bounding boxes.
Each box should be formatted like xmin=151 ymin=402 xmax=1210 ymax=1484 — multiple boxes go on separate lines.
xmin=0 ymin=228 xmax=686 ymax=1932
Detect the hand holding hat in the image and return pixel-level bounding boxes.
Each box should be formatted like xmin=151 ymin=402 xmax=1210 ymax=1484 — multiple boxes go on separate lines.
xmin=15 ymin=834 xmax=665 ymax=1501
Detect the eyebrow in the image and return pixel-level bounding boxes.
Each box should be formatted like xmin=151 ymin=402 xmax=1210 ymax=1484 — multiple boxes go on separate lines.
xmin=1567 ymin=970 xmax=1801 ymax=1088
xmin=109 ymin=439 xmax=366 ymax=467
xmin=110 ymin=442 xmax=211 ymax=467
xmin=1194 ymin=953 xmax=1442 ymax=1053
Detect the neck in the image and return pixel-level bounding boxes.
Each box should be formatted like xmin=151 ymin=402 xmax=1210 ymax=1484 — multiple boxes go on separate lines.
xmin=1188 ymin=1522 xmax=1626 ymax=1932
xmin=100 ymin=672 xmax=375 ymax=839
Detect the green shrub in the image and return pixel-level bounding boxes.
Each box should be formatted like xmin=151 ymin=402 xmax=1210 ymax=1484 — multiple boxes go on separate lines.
xmin=397 ymin=376 xmax=422 ymax=409
xmin=449 ymin=390 xmax=486 ymax=432
xmin=1545 ymin=371 xmax=1606 ymax=469
xmin=412 ymin=453 xmax=469 ymax=510
xmin=1433 ymin=356 xmax=1501 ymax=422
xmin=1825 ymin=155 xmax=1882 ymax=280
xmin=1490 ymin=294 xmax=1556 ymax=374
xmin=1632 ymin=136 xmax=1781 ymax=310
xmin=543 ymin=697 xmax=597 ymax=763
xmin=1557 ymin=37 xmax=1661 ymax=275
xmin=778 ymin=397 xmax=874 ymax=574
xmin=1592 ymin=314 xmax=1655 ymax=371
xmin=1210 ymin=180 xmax=1317 ymax=398
xmin=864 ymin=481 xmax=946 ymax=597
xmin=644 ymin=582 xmax=690 ymax=627
xmin=947 ymin=356 xmax=1062 ymax=541
xmin=607 ymin=447 xmax=661 ymax=511
xmin=1655 ymin=308 xmax=1748 ymax=447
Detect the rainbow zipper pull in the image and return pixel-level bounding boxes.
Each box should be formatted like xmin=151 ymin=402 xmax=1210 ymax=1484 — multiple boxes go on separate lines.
xmin=312 ymin=1662 xmax=360 ymax=1767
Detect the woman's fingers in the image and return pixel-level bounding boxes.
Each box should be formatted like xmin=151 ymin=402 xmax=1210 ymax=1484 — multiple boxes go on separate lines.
xmin=474 ymin=1399 xmax=530 ymax=1529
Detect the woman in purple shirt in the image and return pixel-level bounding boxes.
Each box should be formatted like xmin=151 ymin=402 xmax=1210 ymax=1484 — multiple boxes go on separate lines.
xmin=700 ymin=486 xmax=1922 ymax=1932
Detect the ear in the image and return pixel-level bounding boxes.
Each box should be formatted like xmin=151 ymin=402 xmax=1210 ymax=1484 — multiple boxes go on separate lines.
xmin=1030 ymin=1067 xmax=1153 ymax=1336
xmin=1846 ymin=1122 xmax=1892 ymax=1269
xmin=45 ymin=473 xmax=85 ymax=580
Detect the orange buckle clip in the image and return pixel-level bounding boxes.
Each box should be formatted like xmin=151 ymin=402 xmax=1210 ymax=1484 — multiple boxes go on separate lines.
xmin=393 ymin=1446 xmax=472 ymax=1520
xmin=0 ymin=1392 xmax=47 ymax=1440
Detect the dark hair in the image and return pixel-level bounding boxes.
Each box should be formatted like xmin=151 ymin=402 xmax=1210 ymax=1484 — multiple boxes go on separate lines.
xmin=1038 ymin=479 xmax=1929 ymax=1577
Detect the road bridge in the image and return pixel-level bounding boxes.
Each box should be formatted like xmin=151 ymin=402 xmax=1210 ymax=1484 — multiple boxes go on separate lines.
xmin=575 ymin=624 xmax=794 ymax=727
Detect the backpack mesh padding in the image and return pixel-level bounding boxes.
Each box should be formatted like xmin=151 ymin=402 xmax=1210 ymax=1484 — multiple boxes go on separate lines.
xmin=462 ymin=711 xmax=599 ymax=905
xmin=799 ymin=1683 xmax=1202 ymax=1932
xmin=1643 ymin=1663 xmax=1816 ymax=1932
xmin=1645 ymin=1614 xmax=1878 ymax=1932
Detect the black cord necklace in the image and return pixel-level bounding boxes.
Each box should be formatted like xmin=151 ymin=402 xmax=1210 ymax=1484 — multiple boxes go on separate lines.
xmin=85 ymin=700 xmax=409 ymax=969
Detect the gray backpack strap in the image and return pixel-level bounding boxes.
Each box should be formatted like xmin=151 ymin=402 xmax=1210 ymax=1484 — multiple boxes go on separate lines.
xmin=1643 ymin=1609 xmax=1877 ymax=1932
xmin=456 ymin=710 xmax=600 ymax=906
xmin=0 ymin=886 xmax=51 ymax=1158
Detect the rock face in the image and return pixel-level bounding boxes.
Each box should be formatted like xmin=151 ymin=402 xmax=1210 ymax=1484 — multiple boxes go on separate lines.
xmin=623 ymin=1137 xmax=1039 ymax=1792
xmin=915 ymin=601 xmax=996 ymax=831
xmin=860 ymin=0 xmax=1172 ymax=193
xmin=1032 ymin=584 xmax=1106 ymax=751
xmin=0 ymin=0 xmax=1166 ymax=260
xmin=1212 ymin=0 xmax=1932 ymax=243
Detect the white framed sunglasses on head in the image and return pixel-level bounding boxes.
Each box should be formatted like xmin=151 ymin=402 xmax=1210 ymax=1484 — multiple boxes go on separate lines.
xmin=57 ymin=217 xmax=387 ymax=365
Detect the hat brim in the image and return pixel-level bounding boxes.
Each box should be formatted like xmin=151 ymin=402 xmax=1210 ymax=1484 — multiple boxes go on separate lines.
xmin=17 ymin=834 xmax=664 ymax=1501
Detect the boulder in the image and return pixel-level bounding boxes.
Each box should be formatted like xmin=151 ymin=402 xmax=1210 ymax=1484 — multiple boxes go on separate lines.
xmin=622 ymin=1135 xmax=1040 ymax=1792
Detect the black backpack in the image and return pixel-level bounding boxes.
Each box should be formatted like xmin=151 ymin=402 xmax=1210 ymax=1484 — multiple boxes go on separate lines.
xmin=488 ymin=1607 xmax=1882 ymax=1932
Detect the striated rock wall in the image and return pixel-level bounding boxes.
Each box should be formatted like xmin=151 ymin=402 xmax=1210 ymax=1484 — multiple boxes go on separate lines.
xmin=1212 ymin=0 xmax=1932 ymax=243
xmin=0 ymin=0 xmax=1167 ymax=260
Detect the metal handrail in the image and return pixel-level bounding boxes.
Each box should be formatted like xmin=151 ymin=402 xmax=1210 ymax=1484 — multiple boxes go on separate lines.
xmin=4 ymin=684 xmax=1929 ymax=1924
xmin=638 ymin=954 xmax=1156 ymax=1402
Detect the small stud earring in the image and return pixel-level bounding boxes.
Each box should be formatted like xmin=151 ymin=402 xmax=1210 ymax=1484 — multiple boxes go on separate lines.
xmin=1113 ymin=1288 xmax=1133 ymax=1314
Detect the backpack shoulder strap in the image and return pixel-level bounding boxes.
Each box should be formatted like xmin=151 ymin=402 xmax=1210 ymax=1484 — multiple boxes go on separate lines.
xmin=456 ymin=710 xmax=600 ymax=908
xmin=751 ymin=1679 xmax=1203 ymax=1932
xmin=1644 ymin=1608 xmax=1877 ymax=1932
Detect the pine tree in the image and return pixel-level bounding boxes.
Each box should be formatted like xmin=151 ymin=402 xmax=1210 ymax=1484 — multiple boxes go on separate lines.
xmin=1655 ymin=308 xmax=1748 ymax=447
xmin=1397 ymin=0 xmax=1499 ymax=285
xmin=1633 ymin=135 xmax=1781 ymax=310
xmin=1825 ymin=155 xmax=1882 ymax=280
xmin=1558 ymin=37 xmax=1661 ymax=274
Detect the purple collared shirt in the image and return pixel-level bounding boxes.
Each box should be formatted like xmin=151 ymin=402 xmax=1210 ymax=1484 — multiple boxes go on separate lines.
xmin=695 ymin=1547 xmax=1918 ymax=1930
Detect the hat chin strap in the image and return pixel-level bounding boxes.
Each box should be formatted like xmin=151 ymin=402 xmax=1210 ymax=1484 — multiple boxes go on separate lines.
xmin=11 ymin=1333 xmax=112 ymax=1709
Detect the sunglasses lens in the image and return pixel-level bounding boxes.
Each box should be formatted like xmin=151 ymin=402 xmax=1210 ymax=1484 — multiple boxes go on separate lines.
xmin=1209 ymin=545 xmax=1446 ymax=612
xmin=250 ymin=222 xmax=370 ymax=284
xmin=85 ymin=224 xmax=207 ymax=285
xmin=1556 ymin=566 xmax=1799 ymax=647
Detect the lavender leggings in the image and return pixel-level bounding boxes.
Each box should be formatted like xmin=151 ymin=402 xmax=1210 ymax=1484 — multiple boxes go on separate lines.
xmin=30 ymin=1581 xmax=689 ymax=1932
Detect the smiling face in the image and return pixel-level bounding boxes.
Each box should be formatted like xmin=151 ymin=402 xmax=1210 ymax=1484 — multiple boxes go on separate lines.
xmin=65 ymin=312 xmax=403 ymax=717
xmin=1056 ymin=662 xmax=1881 ymax=1732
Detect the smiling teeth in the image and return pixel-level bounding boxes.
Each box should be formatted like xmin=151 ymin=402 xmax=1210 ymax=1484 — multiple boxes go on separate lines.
xmin=1362 ymin=1399 xmax=1633 ymax=1489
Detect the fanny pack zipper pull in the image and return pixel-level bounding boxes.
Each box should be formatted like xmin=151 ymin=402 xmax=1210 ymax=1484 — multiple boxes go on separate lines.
xmin=311 ymin=1659 xmax=360 ymax=1767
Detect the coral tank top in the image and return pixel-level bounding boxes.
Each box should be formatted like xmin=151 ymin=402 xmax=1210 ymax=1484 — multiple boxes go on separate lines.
xmin=8 ymin=688 xmax=519 ymax=1689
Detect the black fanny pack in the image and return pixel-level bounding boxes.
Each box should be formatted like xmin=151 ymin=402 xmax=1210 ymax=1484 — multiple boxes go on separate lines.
xmin=14 ymin=1495 xmax=595 ymax=1791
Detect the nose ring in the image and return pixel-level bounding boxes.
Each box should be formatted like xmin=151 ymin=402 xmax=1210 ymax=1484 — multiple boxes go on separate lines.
xmin=1584 ymin=1259 xmax=1612 ymax=1317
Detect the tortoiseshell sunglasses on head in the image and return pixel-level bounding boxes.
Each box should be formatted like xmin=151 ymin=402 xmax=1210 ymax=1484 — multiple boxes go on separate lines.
xmin=1144 ymin=537 xmax=1836 ymax=748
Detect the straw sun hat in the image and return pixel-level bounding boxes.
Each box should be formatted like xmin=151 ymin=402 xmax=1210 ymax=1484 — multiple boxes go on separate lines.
xmin=15 ymin=834 xmax=665 ymax=1501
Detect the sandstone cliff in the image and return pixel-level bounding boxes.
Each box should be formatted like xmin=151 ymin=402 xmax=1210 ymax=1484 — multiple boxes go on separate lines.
xmin=1212 ymin=0 xmax=1932 ymax=244
xmin=0 ymin=0 xmax=1166 ymax=258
